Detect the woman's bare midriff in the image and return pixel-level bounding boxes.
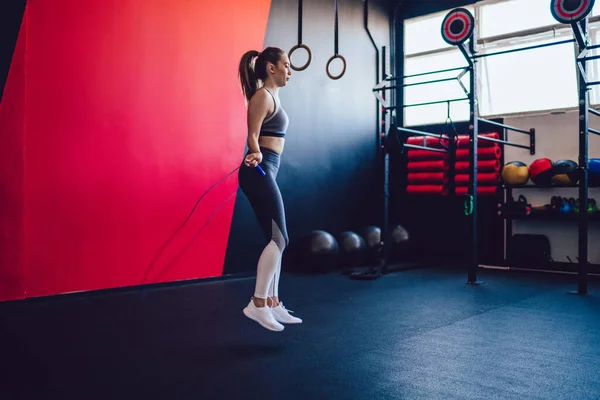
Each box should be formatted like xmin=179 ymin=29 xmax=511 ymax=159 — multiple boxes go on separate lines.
xmin=259 ymin=137 xmax=285 ymax=154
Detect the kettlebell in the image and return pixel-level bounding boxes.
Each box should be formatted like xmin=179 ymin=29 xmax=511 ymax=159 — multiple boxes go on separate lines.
xmin=574 ymin=198 xmax=598 ymax=214
xmin=559 ymin=197 xmax=573 ymax=214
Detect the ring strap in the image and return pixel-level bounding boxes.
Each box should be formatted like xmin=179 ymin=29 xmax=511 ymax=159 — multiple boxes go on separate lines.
xmin=334 ymin=0 xmax=339 ymax=55
xmin=297 ymin=0 xmax=303 ymax=45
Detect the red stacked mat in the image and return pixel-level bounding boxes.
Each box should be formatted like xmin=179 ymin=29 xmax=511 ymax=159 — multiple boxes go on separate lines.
xmin=454 ymin=132 xmax=501 ymax=196
xmin=405 ymin=133 xmax=502 ymax=196
xmin=405 ymin=136 xmax=450 ymax=196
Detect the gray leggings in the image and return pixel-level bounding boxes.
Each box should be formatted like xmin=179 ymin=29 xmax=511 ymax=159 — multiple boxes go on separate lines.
xmin=238 ymin=146 xmax=289 ymax=250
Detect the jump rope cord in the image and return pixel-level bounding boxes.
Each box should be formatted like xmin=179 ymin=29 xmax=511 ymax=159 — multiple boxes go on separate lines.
xmin=141 ymin=166 xmax=242 ymax=286
xmin=147 ymin=191 xmax=238 ymax=284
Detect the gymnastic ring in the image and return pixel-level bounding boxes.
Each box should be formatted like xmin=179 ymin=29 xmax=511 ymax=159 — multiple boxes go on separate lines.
xmin=289 ymin=43 xmax=312 ymax=71
xmin=326 ymin=54 xmax=346 ymax=80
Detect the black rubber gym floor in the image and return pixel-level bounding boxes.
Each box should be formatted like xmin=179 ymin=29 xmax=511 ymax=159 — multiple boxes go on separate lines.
xmin=1 ymin=265 xmax=600 ymax=400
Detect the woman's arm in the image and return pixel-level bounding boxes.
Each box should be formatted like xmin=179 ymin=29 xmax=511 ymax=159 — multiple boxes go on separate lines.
xmin=246 ymin=89 xmax=270 ymax=153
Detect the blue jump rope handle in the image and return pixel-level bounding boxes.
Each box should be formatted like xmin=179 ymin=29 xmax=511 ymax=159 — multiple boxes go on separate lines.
xmin=255 ymin=165 xmax=266 ymax=176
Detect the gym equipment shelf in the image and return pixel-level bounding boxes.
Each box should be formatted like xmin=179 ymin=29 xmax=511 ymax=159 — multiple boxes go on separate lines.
xmin=502 ymin=180 xmax=600 ymax=278
xmin=488 ymin=0 xmax=600 ymax=294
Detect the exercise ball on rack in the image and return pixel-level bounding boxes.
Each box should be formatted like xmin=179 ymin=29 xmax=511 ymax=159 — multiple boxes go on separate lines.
xmin=551 ymin=159 xmax=578 ymax=185
xmin=529 ymin=158 xmax=553 ymax=185
xmin=501 ymin=161 xmax=529 ymax=185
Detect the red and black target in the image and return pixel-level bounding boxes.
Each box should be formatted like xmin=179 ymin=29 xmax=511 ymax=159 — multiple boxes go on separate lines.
xmin=441 ymin=8 xmax=474 ymax=45
xmin=551 ymin=0 xmax=595 ymax=24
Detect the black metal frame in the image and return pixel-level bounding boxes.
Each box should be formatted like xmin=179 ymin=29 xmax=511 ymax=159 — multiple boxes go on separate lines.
xmin=473 ymin=8 xmax=600 ymax=295
xmin=371 ymin=7 xmax=549 ymax=284
xmin=348 ymin=0 xmax=383 ymax=280
xmin=494 ymin=10 xmax=600 ymax=294
xmin=568 ymin=16 xmax=600 ymax=295
xmin=471 ymin=38 xmax=575 ymax=59
xmin=363 ymin=6 xmax=593 ymax=283
xmin=443 ymin=22 xmax=538 ymax=285
xmin=381 ymin=45 xmax=390 ymax=278
xmin=368 ymin=46 xmax=536 ymax=282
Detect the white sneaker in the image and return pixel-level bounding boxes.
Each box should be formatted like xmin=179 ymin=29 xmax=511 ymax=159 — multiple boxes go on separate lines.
xmin=243 ymin=300 xmax=284 ymax=332
xmin=271 ymin=302 xmax=302 ymax=324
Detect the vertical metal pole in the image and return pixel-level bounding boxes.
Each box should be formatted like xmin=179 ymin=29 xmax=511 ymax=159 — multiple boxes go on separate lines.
xmin=577 ymin=19 xmax=589 ymax=295
xmin=500 ymin=127 xmax=507 ymax=264
xmin=381 ymin=45 xmax=386 ymax=156
xmin=448 ymin=107 xmax=457 ymax=197
xmin=381 ymin=45 xmax=389 ymax=274
xmin=468 ymin=26 xmax=481 ymax=285
xmin=505 ymin=187 xmax=513 ymax=264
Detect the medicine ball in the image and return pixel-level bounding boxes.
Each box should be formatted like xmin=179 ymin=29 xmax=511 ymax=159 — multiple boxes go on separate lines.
xmin=309 ymin=230 xmax=338 ymax=254
xmin=391 ymin=224 xmax=410 ymax=244
xmin=339 ymin=231 xmax=366 ymax=253
xmin=362 ymin=226 xmax=382 ymax=248
xmin=529 ymin=158 xmax=553 ymax=185
xmin=551 ymin=159 xmax=579 ymax=185
xmin=501 ymin=161 xmax=529 ymax=185
xmin=590 ymin=158 xmax=600 ymax=185
xmin=304 ymin=230 xmax=339 ymax=273
xmin=338 ymin=231 xmax=369 ymax=272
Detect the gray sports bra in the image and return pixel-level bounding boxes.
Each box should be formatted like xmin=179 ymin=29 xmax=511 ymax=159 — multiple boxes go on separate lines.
xmin=260 ymin=87 xmax=289 ymax=138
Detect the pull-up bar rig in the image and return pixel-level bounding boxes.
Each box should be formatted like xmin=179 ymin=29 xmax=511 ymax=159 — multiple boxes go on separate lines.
xmin=549 ymin=0 xmax=600 ymax=295
xmin=365 ymin=7 xmax=548 ymax=283
xmin=443 ymin=8 xmax=539 ymax=286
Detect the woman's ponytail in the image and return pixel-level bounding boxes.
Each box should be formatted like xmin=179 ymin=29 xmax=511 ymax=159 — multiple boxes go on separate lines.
xmin=238 ymin=47 xmax=285 ymax=103
xmin=238 ymin=50 xmax=260 ymax=103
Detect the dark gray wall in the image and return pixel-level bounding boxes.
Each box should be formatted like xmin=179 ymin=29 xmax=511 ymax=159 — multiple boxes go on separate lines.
xmin=0 ymin=0 xmax=26 ymax=101
xmin=224 ymin=0 xmax=391 ymax=274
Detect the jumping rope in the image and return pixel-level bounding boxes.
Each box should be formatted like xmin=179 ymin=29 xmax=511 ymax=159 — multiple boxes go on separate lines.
xmin=148 ymin=191 xmax=238 ymax=284
xmin=140 ymin=164 xmax=265 ymax=294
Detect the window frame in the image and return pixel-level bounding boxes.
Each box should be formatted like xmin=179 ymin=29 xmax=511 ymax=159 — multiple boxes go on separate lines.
xmin=403 ymin=0 xmax=600 ymax=126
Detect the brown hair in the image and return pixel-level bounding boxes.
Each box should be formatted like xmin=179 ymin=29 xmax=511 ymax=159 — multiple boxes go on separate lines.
xmin=238 ymin=47 xmax=285 ymax=103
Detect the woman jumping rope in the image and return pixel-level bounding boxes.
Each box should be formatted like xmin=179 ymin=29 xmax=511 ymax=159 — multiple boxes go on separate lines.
xmin=237 ymin=47 xmax=302 ymax=331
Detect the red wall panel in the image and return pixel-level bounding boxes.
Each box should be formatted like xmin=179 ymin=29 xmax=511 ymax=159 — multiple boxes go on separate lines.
xmin=0 ymin=12 xmax=26 ymax=301
xmin=0 ymin=0 xmax=272 ymax=301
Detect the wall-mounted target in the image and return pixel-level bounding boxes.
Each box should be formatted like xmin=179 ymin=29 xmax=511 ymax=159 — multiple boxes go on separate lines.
xmin=551 ymin=0 xmax=595 ymax=24
xmin=441 ymin=8 xmax=474 ymax=45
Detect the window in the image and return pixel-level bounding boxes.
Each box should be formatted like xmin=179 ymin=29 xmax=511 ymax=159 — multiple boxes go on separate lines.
xmin=404 ymin=10 xmax=470 ymax=56
xmin=403 ymin=0 xmax=600 ymax=126
xmin=589 ymin=25 xmax=600 ymax=104
xmin=479 ymin=0 xmax=560 ymax=39
xmin=403 ymin=50 xmax=470 ymax=126
xmin=478 ymin=33 xmax=579 ymax=116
